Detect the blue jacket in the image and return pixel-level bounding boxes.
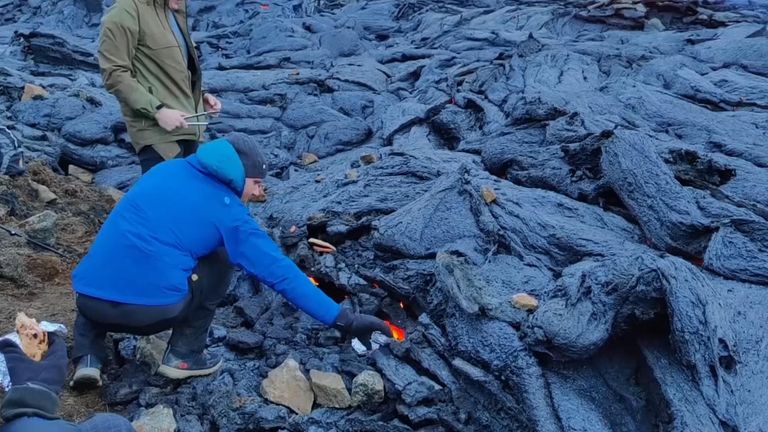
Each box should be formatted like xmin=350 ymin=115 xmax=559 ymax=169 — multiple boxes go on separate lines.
xmin=71 ymin=138 xmax=341 ymax=326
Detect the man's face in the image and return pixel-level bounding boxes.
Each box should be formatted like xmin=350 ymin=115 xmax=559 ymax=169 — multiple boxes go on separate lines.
xmin=168 ymin=0 xmax=183 ymax=11
xmin=241 ymin=178 xmax=267 ymax=203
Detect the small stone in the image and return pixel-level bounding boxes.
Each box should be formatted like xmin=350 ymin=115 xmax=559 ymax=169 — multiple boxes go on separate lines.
xmin=208 ymin=325 xmax=228 ymax=344
xmin=260 ymin=358 xmax=314 ymax=415
xmin=21 ymin=83 xmax=48 ymax=101
xmin=30 ymin=181 xmax=58 ymax=203
xmin=360 ymin=154 xmax=378 ymax=165
xmin=131 ymin=404 xmax=177 ymax=432
xmin=317 ymin=329 xmax=342 ymax=347
xmin=302 ymin=153 xmax=319 ymax=165
xmin=346 ymin=169 xmax=358 ymax=181
xmin=136 ymin=334 xmax=168 ymax=373
xmin=104 ymin=379 xmax=144 ymax=405
xmin=351 ymin=370 xmax=385 ymax=407
xmin=644 ymin=17 xmax=665 ymax=32
xmin=512 ymin=293 xmax=539 ymax=311
xmin=117 ymin=336 xmax=138 ymax=362
xmin=176 ymin=416 xmax=205 ymax=432
xmin=103 ymin=187 xmax=124 ymax=203
xmin=315 ymin=175 xmax=325 ymax=182
xmin=401 ymin=377 xmax=443 ymax=406
xmin=17 ymin=210 xmax=57 ymax=244
xmin=138 ymin=387 xmax=165 ymax=407
xmin=68 ymin=165 xmax=93 ymax=183
xmin=481 ymin=186 xmax=496 ymax=204
xmin=225 ymin=329 xmax=264 ymax=350
xmin=309 ymin=370 xmax=351 ymax=408
xmin=617 ymin=4 xmax=645 ymax=19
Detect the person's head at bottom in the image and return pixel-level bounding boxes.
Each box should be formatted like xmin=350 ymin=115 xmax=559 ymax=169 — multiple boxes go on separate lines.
xmin=0 ymin=335 xmax=134 ymax=431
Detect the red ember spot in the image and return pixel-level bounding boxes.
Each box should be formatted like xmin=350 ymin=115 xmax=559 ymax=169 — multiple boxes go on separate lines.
xmin=385 ymin=321 xmax=406 ymax=342
xmin=260 ymin=3 xmax=269 ymax=10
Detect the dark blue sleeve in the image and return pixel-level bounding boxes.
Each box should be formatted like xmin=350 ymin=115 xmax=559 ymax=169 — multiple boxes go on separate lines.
xmin=220 ymin=206 xmax=342 ymax=326
xmin=0 ymin=418 xmax=79 ymax=432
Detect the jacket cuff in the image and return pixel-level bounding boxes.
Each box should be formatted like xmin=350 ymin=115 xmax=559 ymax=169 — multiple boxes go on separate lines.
xmin=332 ymin=307 xmax=352 ymax=330
xmin=1 ymin=384 xmax=60 ymax=422
xmin=139 ymin=94 xmax=164 ymax=118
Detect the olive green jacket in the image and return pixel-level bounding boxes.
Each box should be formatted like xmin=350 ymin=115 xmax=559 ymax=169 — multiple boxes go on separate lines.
xmin=98 ymin=0 xmax=206 ymax=157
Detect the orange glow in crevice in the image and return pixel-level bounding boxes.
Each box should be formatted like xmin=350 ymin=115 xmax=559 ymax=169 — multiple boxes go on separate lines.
xmin=308 ymin=276 xmax=319 ymax=286
xmin=385 ymin=321 xmax=406 ymax=342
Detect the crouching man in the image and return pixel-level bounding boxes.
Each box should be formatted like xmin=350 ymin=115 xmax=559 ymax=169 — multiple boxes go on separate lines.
xmin=69 ymin=133 xmax=391 ymax=390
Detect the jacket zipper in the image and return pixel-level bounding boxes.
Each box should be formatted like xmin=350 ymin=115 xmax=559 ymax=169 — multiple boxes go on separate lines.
xmin=182 ymin=14 xmax=203 ymax=142
xmin=166 ymin=9 xmax=200 ymax=139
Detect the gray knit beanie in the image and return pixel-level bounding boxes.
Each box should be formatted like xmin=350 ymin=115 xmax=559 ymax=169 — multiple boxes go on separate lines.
xmin=226 ymin=132 xmax=268 ymax=179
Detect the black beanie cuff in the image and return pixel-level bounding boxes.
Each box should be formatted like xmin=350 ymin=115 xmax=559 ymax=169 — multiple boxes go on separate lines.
xmin=1 ymin=384 xmax=60 ymax=422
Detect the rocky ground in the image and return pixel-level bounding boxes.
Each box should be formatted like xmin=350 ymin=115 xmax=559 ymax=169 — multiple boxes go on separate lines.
xmin=0 ymin=162 xmax=118 ymax=421
xmin=2 ymin=0 xmax=768 ymax=431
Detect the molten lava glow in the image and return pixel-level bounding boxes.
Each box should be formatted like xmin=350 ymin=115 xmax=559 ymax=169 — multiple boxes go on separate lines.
xmin=385 ymin=321 xmax=406 ymax=342
xmin=308 ymin=276 xmax=319 ymax=286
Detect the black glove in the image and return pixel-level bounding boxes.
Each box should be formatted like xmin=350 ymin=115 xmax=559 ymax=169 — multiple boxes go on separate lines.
xmin=333 ymin=308 xmax=393 ymax=350
xmin=0 ymin=332 xmax=68 ymax=421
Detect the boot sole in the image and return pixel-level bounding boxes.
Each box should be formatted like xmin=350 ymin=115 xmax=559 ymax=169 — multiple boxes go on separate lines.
xmin=156 ymin=359 xmax=223 ymax=380
xmin=70 ymin=367 xmax=102 ymax=391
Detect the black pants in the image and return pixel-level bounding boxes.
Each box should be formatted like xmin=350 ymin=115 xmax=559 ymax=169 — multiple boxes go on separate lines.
xmin=137 ymin=139 xmax=199 ymax=174
xmin=72 ymin=241 xmax=233 ymax=363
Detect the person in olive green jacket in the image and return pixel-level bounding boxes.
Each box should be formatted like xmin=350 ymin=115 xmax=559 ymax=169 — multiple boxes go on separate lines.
xmin=98 ymin=0 xmax=223 ymax=173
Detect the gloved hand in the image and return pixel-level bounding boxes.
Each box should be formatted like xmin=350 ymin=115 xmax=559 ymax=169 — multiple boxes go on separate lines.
xmin=0 ymin=332 xmax=68 ymax=421
xmin=333 ymin=308 xmax=393 ymax=350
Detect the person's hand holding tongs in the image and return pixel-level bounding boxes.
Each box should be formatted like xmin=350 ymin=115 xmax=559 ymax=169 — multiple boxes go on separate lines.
xmin=183 ymin=110 xmax=220 ymax=125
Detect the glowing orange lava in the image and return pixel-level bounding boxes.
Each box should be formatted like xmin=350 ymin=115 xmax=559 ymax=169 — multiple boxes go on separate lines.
xmin=385 ymin=321 xmax=406 ymax=342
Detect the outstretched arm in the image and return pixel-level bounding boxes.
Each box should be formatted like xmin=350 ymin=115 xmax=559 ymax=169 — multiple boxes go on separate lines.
xmin=221 ymin=211 xmax=342 ymax=325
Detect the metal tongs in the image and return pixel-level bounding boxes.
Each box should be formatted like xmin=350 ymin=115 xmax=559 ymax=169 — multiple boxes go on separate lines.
xmin=184 ymin=110 xmax=219 ymax=125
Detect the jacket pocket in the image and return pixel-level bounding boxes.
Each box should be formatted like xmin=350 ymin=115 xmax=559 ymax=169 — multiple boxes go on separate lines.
xmin=144 ymin=34 xmax=179 ymax=50
xmin=143 ymin=34 xmax=187 ymax=73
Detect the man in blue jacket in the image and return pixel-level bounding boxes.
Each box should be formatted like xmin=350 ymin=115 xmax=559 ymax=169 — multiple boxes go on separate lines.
xmin=69 ymin=133 xmax=391 ymax=389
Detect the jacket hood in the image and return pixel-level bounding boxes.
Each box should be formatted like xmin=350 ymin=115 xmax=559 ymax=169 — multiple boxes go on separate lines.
xmin=193 ymin=138 xmax=245 ymax=195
